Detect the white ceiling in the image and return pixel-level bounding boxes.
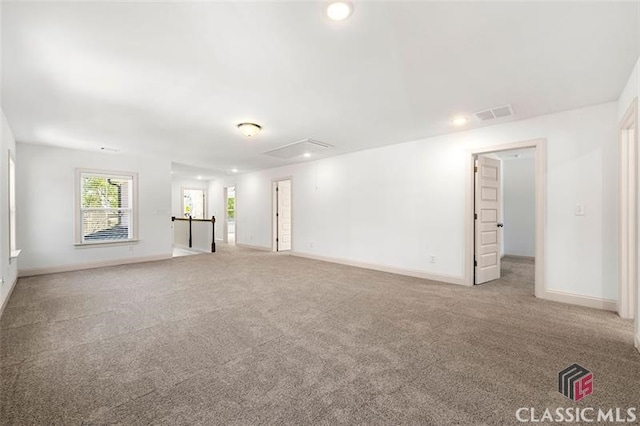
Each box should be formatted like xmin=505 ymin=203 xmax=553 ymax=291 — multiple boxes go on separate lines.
xmin=2 ymin=2 xmax=639 ymax=178
xmin=171 ymin=161 xmax=227 ymax=181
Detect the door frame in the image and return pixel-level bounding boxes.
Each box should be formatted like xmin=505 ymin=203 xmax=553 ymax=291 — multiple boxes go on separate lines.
xmin=465 ymin=138 xmax=546 ymax=297
xmin=223 ymin=186 xmax=236 ymax=244
xmin=619 ymin=98 xmax=638 ymax=319
xmin=271 ymin=177 xmax=293 ymax=252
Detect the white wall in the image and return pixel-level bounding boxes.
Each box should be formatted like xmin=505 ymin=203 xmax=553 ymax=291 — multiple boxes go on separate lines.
xmin=0 ymin=0 xmax=19 ymax=314
xmin=0 ymin=110 xmax=18 ymax=313
xmin=619 ymin=59 xmax=638 ymax=122
xmin=619 ymin=56 xmax=640 ymax=341
xmin=16 ymin=144 xmax=173 ymax=273
xmin=210 ymin=102 xmax=618 ymax=301
xmin=503 ymin=157 xmax=535 ymax=257
xmin=171 ymin=177 xmax=209 ymax=218
xmin=208 ymin=181 xmax=224 ymax=241
xmin=208 ymin=181 xmax=235 ymax=242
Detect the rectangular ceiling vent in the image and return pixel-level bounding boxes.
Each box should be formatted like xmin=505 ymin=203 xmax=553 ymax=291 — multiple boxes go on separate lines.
xmin=263 ymin=138 xmax=333 ymax=159
xmin=474 ymin=104 xmax=514 ymax=122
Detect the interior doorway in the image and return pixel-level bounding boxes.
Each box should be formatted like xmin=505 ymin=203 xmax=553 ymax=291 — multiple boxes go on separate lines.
xmin=619 ymin=99 xmax=637 ymax=320
xmin=272 ymin=179 xmax=292 ymax=252
xmin=224 ymin=186 xmax=236 ymax=244
xmin=466 ymin=139 xmax=546 ymax=297
xmin=474 ymin=149 xmax=536 ymax=288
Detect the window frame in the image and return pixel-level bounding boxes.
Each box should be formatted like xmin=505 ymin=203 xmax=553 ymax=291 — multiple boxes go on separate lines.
xmin=74 ymin=168 xmax=139 ymax=246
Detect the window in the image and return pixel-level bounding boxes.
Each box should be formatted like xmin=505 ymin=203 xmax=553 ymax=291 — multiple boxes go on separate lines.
xmin=182 ymin=188 xmax=206 ymax=219
xmin=76 ymin=170 xmax=137 ymax=244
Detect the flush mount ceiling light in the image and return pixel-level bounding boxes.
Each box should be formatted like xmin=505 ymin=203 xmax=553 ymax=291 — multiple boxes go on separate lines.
xmin=231 ymin=168 xmax=238 ymax=173
xmin=303 ymin=152 xmax=311 ymax=158
xmin=326 ymin=1 xmax=353 ymax=21
xmin=451 ymin=116 xmax=468 ymax=127
xmin=237 ymin=122 xmax=262 ymax=138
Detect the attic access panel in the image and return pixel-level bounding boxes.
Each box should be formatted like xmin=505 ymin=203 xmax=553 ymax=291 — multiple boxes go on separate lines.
xmin=263 ymin=139 xmax=333 ymax=158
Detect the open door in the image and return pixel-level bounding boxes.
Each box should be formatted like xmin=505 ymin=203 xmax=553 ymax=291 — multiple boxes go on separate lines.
xmin=224 ymin=186 xmax=236 ymax=244
xmin=275 ymin=180 xmax=292 ymax=251
xmin=475 ymin=155 xmax=502 ymax=284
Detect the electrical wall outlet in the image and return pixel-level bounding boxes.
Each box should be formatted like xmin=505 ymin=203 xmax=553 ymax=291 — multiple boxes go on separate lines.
xmin=309 ymin=242 xmax=314 ymax=248
xmin=430 ymin=255 xmax=436 ymax=264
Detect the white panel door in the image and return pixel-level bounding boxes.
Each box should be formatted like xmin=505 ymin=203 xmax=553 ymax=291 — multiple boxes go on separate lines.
xmin=277 ymin=180 xmax=292 ymax=251
xmin=475 ymin=156 xmax=502 ymax=284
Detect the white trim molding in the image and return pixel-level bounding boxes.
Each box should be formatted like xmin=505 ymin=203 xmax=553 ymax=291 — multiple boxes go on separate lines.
xmin=75 ymin=168 xmax=140 ymax=245
xmin=542 ymin=289 xmax=617 ymax=312
xmin=635 ymin=333 xmax=640 ymax=353
xmin=291 ymin=251 xmax=466 ymax=286
xmin=18 ymin=254 xmax=171 ymax=277
xmin=618 ymin=98 xmax=638 ymax=320
xmin=0 ymin=277 xmax=19 ymax=320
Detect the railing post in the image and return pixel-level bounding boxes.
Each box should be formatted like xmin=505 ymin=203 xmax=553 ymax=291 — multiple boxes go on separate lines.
xmin=211 ymin=216 xmax=216 ymax=252
xmin=188 ymin=216 xmax=192 ymax=248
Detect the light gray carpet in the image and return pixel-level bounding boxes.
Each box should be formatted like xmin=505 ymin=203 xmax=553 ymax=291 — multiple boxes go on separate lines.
xmin=0 ymin=247 xmax=638 ymax=425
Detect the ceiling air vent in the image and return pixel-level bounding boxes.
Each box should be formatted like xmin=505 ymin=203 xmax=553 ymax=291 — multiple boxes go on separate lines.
xmin=474 ymin=104 xmax=514 ymax=122
xmin=263 ymin=138 xmax=333 ymax=159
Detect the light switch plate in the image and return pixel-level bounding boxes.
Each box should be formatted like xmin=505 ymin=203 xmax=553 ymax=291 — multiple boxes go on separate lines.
xmin=575 ymin=204 xmax=585 ymax=216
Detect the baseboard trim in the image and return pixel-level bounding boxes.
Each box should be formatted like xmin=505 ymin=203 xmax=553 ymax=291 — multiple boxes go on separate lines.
xmin=18 ymin=254 xmax=172 ymax=277
xmin=541 ymin=289 xmax=617 ymax=312
xmin=236 ymin=243 xmax=271 ymax=252
xmin=635 ymin=333 xmax=640 ymax=353
xmin=0 ymin=277 xmax=19 ymax=320
xmin=290 ymin=251 xmax=466 ymax=286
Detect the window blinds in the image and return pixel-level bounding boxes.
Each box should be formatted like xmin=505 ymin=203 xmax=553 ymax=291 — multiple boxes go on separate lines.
xmin=80 ymin=173 xmax=133 ymax=242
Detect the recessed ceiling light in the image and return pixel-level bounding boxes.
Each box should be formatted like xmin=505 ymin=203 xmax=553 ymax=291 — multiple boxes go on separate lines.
xmin=326 ymin=1 xmax=352 ymax=21
xmin=197 ymin=175 xmax=202 ymax=180
xmin=451 ymin=116 xmax=468 ymax=127
xmin=303 ymin=152 xmax=311 ymax=158
xmin=237 ymin=122 xmax=262 ymax=137
xmin=231 ymin=168 xmax=238 ymax=173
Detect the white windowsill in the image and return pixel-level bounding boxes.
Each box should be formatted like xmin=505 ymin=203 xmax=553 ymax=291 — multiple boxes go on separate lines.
xmin=10 ymin=249 xmax=21 ymax=259
xmin=74 ymin=239 xmax=139 ymax=248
